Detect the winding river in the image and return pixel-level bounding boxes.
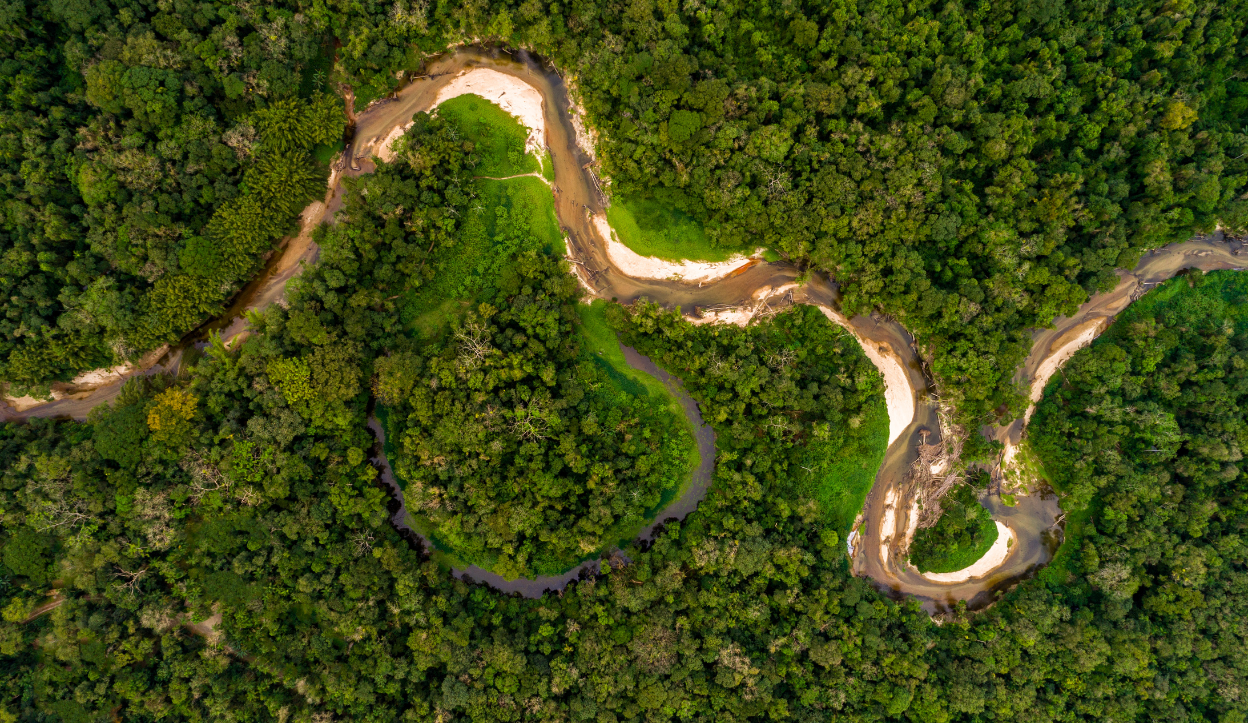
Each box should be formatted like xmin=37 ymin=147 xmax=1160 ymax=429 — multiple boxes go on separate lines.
xmin=3 ymin=46 xmax=1244 ymax=607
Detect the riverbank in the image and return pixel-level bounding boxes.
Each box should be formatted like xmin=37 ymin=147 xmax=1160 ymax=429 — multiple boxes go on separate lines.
xmin=367 ymin=338 xmax=715 ymax=597
xmin=4 ymin=45 xmax=1241 ymax=615
xmin=921 ymin=522 xmax=1015 ymax=583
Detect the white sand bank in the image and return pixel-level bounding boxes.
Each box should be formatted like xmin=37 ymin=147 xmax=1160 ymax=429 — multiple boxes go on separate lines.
xmin=434 ymin=68 xmax=546 ymax=152
xmin=814 ymin=306 xmax=914 ymax=445
xmin=374 ymin=124 xmax=409 ymax=163
xmin=903 ymin=497 xmax=920 ymax=548
xmin=685 ymin=307 xmax=759 ymax=326
xmin=6 ymin=394 xmax=62 ymax=411
xmin=5 ymin=342 xmax=173 ymax=411
xmin=1024 ymin=317 xmax=1107 ymax=422
xmin=72 ymin=363 xmax=135 ymax=387
xmin=921 ymin=522 xmax=1015 ymax=583
xmin=752 ymin=283 xmax=799 ymax=300
xmin=879 ymin=489 xmax=899 ymax=565
xmin=371 ymin=69 xmax=548 ymax=164
xmin=593 ymin=215 xmax=757 ymax=282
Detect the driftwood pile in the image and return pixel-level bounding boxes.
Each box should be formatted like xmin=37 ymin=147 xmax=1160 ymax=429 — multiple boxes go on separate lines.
xmin=911 ymin=400 xmax=966 ymax=530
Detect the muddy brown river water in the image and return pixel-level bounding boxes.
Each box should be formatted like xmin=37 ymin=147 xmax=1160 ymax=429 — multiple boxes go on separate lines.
xmin=4 ymin=46 xmax=1244 ymax=606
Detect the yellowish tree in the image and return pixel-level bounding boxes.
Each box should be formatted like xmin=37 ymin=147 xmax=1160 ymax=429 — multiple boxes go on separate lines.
xmin=146 ymin=388 xmax=198 ymax=443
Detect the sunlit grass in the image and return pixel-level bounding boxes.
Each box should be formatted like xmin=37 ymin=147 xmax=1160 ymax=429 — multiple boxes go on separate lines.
xmin=437 ymin=93 xmax=539 ymax=178
xmin=400 ymin=176 xmax=558 ymax=335
xmin=810 ymin=401 xmax=889 ymax=534
xmin=606 ymin=191 xmax=756 ymax=262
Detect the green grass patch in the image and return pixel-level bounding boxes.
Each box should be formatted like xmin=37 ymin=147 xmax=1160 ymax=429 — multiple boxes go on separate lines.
xmin=407 ymin=297 xmax=470 ymax=340
xmin=437 ymin=93 xmax=539 ymax=178
xmin=400 ymin=176 xmax=560 ymax=335
xmin=478 ymin=176 xmax=562 ymax=252
xmin=1000 ymin=493 xmax=1017 ymax=507
xmin=809 ymin=400 xmax=889 ymax=534
xmin=909 ymin=474 xmax=999 ymax=574
xmin=312 ymin=138 xmax=345 ymax=165
xmin=606 ymin=190 xmax=756 ymax=262
xmin=540 ymin=150 xmax=555 ymax=182
xmin=1119 ymin=268 xmax=1248 ymax=327
xmin=776 ymin=313 xmax=890 ymax=535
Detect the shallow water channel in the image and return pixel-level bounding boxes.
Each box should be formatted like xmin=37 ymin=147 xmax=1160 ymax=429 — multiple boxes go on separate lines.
xmin=367 ymin=344 xmax=715 ymax=596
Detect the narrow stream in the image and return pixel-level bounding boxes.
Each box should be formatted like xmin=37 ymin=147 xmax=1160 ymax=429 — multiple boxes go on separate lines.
xmin=5 ymin=45 xmax=1244 ymax=609
xmin=367 ymin=344 xmax=715 ymax=597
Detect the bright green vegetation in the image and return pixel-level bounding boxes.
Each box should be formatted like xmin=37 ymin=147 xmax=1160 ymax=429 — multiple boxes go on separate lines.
xmin=539 ymin=150 xmax=556 ymax=181
xmin=606 ymin=191 xmax=753 ymax=262
xmin=399 ymin=174 xmax=562 ymax=334
xmin=312 ymin=138 xmax=347 ymax=164
xmin=1001 ymin=493 xmax=1017 ymax=507
xmin=909 ymin=472 xmax=999 ymax=574
xmin=351 ymin=83 xmax=384 ymax=113
xmin=436 ymin=93 xmax=539 ymax=178
xmin=6 ymin=2 xmax=1248 ymax=722
xmin=809 ymin=399 xmax=888 ymax=532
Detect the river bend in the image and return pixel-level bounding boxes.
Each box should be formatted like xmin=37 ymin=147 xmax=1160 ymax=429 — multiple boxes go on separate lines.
xmin=4 ymin=47 xmax=1244 ymax=606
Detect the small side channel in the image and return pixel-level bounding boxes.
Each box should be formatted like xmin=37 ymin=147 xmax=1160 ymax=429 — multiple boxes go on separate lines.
xmin=366 ymin=341 xmax=717 ymax=597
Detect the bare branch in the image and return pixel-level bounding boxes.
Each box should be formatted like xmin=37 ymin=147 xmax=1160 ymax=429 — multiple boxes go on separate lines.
xmin=454 ymin=320 xmax=494 ymax=372
xmin=114 ymin=565 xmax=149 ymax=599
xmin=352 ymin=531 xmax=375 ymax=557
xmin=511 ymin=402 xmax=552 ymax=441
xmin=180 ymin=449 xmax=231 ymax=504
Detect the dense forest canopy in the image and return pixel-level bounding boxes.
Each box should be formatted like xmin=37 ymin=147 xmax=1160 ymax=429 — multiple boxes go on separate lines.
xmin=0 ymin=0 xmax=346 ymax=394
xmin=4 ymin=94 xmax=1248 ymax=720
xmin=2 ymin=0 xmax=1244 ymax=430
xmin=1 ymin=0 xmax=1248 ymax=721
xmin=552 ymin=0 xmax=1248 ymax=428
